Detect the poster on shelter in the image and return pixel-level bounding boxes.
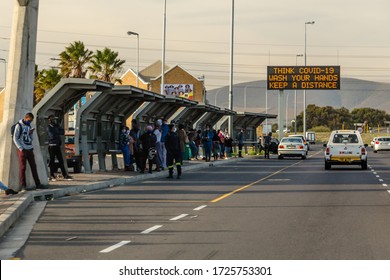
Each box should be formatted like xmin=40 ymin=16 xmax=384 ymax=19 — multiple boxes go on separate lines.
xmin=164 ymin=84 xmax=194 ymax=100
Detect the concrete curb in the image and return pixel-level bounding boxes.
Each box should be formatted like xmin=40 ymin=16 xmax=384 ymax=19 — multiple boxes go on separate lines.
xmin=0 ymin=157 xmax=245 ymax=238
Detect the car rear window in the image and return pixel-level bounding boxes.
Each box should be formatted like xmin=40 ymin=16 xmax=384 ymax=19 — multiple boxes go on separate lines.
xmin=332 ymin=134 xmax=359 ymax=144
xmin=378 ymin=137 xmax=390 ymax=141
xmin=281 ymin=138 xmax=303 ymax=143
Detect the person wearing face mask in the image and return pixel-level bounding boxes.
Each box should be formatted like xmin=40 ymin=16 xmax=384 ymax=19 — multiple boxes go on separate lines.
xmin=119 ymin=126 xmax=131 ymax=171
xmin=47 ymin=115 xmax=73 ymax=181
xmin=13 ymin=112 xmax=47 ymax=190
xmin=165 ymin=124 xmax=182 ymax=179
xmin=139 ymin=125 xmax=157 ymax=174
xmin=201 ymin=124 xmax=213 ymax=162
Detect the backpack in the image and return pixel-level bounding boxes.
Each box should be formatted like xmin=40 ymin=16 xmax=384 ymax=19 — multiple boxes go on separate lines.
xmin=11 ymin=122 xmax=22 ymax=139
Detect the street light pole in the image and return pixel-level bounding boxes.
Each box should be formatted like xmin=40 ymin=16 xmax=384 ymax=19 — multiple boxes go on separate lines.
xmin=127 ymin=31 xmax=140 ymax=87
xmin=0 ymin=58 xmax=6 ymax=89
xmin=295 ymin=54 xmax=303 ymax=133
xmin=161 ymin=0 xmax=167 ymax=96
xmin=228 ymin=0 xmax=235 ymax=137
xmin=304 ymin=21 xmax=315 ymax=137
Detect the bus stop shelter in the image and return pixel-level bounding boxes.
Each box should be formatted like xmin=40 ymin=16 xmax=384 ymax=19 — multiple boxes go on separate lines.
xmin=194 ymin=108 xmax=235 ymax=130
xmin=75 ymin=85 xmax=165 ymax=172
xmin=33 ymin=78 xmax=113 ymax=176
xmin=133 ymin=95 xmax=198 ymax=128
xmin=169 ymin=103 xmax=221 ymax=129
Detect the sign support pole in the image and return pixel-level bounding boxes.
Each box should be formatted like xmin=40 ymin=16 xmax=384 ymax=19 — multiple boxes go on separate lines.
xmin=278 ymin=90 xmax=285 ymax=141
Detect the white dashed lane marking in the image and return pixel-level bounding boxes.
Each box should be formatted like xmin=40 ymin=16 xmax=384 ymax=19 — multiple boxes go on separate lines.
xmin=170 ymin=214 xmax=188 ymax=221
xmin=100 ymin=241 xmax=131 ymax=253
xmin=141 ymin=225 xmax=163 ymax=234
xmin=194 ymin=205 xmax=208 ymax=211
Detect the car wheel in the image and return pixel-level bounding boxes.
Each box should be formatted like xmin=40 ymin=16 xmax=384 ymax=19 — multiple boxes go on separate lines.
xmin=361 ymin=161 xmax=368 ymax=170
xmin=302 ymin=155 xmax=307 ymax=160
xmin=278 ymin=155 xmax=283 ymax=160
xmin=325 ymin=161 xmax=331 ymax=170
xmin=373 ymin=150 xmax=378 ymax=153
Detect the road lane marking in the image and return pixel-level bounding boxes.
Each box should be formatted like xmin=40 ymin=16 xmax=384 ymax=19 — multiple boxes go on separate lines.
xmin=170 ymin=214 xmax=188 ymax=221
xmin=376 ymin=175 xmax=380 ymax=178
xmin=209 ymin=151 xmax=322 ymax=203
xmin=373 ymin=172 xmax=377 ymax=174
xmin=388 ymin=191 xmax=390 ymax=195
xmin=141 ymin=225 xmax=163 ymax=234
xmin=194 ymin=205 xmax=207 ymax=211
xmin=100 ymin=241 xmax=131 ymax=253
xmin=383 ymin=184 xmax=388 ymax=187
xmin=379 ymin=179 xmax=384 ymax=182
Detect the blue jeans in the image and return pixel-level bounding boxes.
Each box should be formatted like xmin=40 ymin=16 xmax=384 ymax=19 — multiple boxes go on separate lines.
xmin=203 ymin=141 xmax=212 ymax=159
xmin=225 ymin=147 xmax=232 ymax=157
xmin=0 ymin=181 xmax=8 ymax=191
xmin=121 ymin=145 xmax=131 ymax=167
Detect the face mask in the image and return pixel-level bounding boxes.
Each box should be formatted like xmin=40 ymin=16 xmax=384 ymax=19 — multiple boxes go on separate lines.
xmin=122 ymin=129 xmax=126 ymax=133
xmin=25 ymin=120 xmax=31 ymax=125
xmin=173 ymin=128 xmax=177 ymax=133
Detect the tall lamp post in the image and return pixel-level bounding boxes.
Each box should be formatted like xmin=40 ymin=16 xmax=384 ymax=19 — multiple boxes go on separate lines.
xmin=304 ymin=21 xmax=315 ymax=137
xmin=161 ymin=0 xmax=167 ymax=96
xmin=228 ymin=0 xmax=235 ymax=137
xmin=0 ymin=58 xmax=6 ymax=88
xmin=127 ymin=31 xmax=140 ymax=87
xmin=295 ymin=54 xmax=303 ymax=133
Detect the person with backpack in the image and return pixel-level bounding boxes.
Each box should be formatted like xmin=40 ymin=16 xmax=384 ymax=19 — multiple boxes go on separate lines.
xmin=139 ymin=125 xmax=157 ymax=174
xmin=13 ymin=112 xmax=46 ymax=190
xmin=0 ymin=180 xmax=18 ymax=196
xmin=47 ymin=115 xmax=73 ymax=181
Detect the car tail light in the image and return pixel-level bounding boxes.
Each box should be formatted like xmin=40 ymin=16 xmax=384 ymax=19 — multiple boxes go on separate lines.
xmin=325 ymin=147 xmax=330 ymax=155
xmin=375 ymin=141 xmax=379 ymax=144
xmin=298 ymin=145 xmax=304 ymax=149
xmin=361 ymin=147 xmax=366 ymax=155
xmin=279 ymin=145 xmax=284 ymax=149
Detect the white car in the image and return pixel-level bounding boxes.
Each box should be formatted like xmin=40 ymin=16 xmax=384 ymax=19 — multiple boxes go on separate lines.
xmin=373 ymin=137 xmax=390 ymax=153
xmin=370 ymin=137 xmax=378 ymax=148
xmin=324 ymin=130 xmax=368 ymax=170
xmin=278 ymin=137 xmax=307 ymax=160
xmin=289 ymin=134 xmax=310 ymax=152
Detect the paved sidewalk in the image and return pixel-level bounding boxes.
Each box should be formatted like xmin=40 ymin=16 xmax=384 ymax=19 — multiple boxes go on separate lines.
xmin=0 ymin=157 xmax=245 ymax=238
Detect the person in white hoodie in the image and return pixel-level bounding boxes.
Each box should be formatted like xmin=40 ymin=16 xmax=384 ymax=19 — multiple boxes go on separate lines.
xmin=13 ymin=112 xmax=46 ymax=190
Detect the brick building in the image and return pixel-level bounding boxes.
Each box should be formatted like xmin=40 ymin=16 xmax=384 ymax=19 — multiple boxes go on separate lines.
xmin=120 ymin=60 xmax=206 ymax=103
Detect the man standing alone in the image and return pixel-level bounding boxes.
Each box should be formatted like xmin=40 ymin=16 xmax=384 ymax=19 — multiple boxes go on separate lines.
xmin=13 ymin=112 xmax=46 ymax=190
xmin=47 ymin=115 xmax=73 ymax=181
xmin=165 ymin=124 xmax=182 ymax=179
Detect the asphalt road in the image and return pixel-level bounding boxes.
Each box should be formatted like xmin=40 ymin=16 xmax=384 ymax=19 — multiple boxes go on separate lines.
xmin=14 ymin=145 xmax=390 ymax=259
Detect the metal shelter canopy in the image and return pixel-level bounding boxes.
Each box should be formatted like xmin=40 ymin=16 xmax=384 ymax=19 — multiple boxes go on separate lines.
xmin=194 ymin=107 xmax=235 ymax=130
xmin=170 ymin=103 xmax=221 ymax=128
xmin=32 ymin=78 xmax=113 ymax=176
xmin=233 ymin=112 xmax=277 ymax=129
xmin=133 ymin=95 xmax=198 ymax=126
xmin=75 ymin=85 xmax=165 ymax=172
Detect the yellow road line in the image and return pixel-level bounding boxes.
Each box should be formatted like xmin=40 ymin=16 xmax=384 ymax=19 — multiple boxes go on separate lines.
xmin=211 ymin=150 xmax=323 ymax=203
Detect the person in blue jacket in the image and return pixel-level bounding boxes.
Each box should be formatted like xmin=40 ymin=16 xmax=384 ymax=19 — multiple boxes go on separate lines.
xmin=201 ymin=124 xmax=214 ymax=162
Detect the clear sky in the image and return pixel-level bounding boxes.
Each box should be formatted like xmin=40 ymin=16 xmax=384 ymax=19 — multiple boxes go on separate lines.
xmin=1 ymin=0 xmax=390 ymax=89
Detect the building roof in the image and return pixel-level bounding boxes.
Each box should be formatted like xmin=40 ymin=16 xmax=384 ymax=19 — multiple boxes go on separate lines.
xmin=152 ymin=64 xmax=203 ymax=82
xmin=139 ymin=60 xmax=170 ymax=83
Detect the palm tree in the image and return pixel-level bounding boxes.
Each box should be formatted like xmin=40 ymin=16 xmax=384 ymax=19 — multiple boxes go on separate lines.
xmin=58 ymin=41 xmax=93 ymax=78
xmin=88 ymin=47 xmax=126 ymax=83
xmin=34 ymin=66 xmax=62 ymax=105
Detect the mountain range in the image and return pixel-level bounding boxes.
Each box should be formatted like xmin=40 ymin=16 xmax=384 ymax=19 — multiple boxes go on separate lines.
xmin=206 ymin=78 xmax=390 ymax=119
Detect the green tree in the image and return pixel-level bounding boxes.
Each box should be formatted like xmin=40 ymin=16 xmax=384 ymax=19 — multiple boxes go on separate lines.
xmin=350 ymin=108 xmax=390 ymax=127
xmin=59 ymin=41 xmax=93 ymax=78
xmin=34 ymin=66 xmax=62 ymax=105
xmin=88 ymin=47 xmax=125 ymax=83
